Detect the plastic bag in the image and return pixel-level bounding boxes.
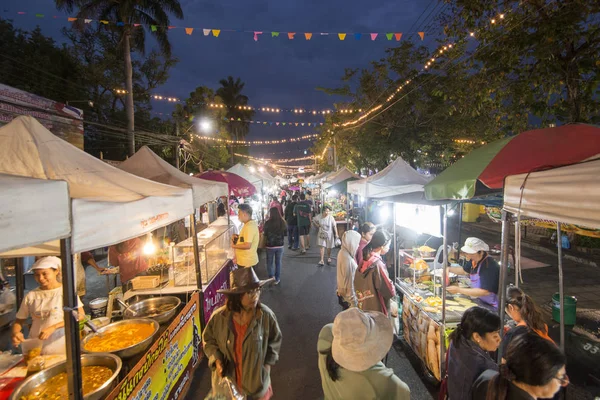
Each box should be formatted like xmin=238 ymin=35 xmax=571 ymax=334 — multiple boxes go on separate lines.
xmin=205 ymin=376 xmax=246 ymax=400
xmin=334 ymin=237 xmax=342 ymax=248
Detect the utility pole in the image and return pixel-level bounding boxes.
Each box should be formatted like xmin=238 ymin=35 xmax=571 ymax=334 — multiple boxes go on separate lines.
xmin=175 ymin=121 xmax=180 ymax=169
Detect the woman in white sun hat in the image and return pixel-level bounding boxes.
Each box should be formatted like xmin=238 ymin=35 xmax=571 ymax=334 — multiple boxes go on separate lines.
xmin=446 ymin=237 xmax=500 ymax=308
xmin=317 ymin=308 xmax=410 ymax=399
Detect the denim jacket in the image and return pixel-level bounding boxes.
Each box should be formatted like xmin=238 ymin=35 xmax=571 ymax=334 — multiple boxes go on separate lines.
xmin=447 ymin=336 xmax=498 ymax=400
xmin=203 ymin=304 xmax=282 ymax=398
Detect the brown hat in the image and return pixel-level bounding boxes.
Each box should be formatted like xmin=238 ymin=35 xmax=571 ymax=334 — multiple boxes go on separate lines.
xmin=217 ymin=267 xmax=274 ymax=295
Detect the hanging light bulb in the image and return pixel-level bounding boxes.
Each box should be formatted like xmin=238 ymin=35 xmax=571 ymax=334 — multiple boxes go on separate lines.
xmin=143 ymin=233 xmax=156 ymax=255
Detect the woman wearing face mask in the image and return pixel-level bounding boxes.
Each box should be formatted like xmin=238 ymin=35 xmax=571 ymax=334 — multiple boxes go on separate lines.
xmin=472 ymin=332 xmax=568 ymax=400
xmin=355 ymin=222 xmax=376 ymax=266
xmin=446 ymin=237 xmax=500 ymax=308
xmin=501 ymin=286 xmax=553 ymax=362
xmin=446 ymin=306 xmax=501 ymax=400
xmin=354 ymin=230 xmax=396 ymax=316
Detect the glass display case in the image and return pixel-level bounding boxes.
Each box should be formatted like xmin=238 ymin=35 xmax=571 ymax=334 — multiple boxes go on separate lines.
xmin=174 ymin=224 xmax=234 ymax=286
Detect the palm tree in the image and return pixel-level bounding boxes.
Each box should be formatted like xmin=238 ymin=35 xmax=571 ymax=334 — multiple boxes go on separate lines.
xmin=217 ymin=76 xmax=255 ymax=141
xmin=55 ymin=0 xmax=183 ymax=156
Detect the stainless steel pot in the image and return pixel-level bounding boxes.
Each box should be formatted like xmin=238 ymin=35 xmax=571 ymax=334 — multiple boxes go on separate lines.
xmin=123 ymin=296 xmax=181 ymax=324
xmin=9 ymin=353 xmax=122 ymax=400
xmin=82 ymin=318 xmax=159 ymax=359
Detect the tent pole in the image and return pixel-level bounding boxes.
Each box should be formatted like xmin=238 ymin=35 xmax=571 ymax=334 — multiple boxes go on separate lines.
xmin=497 ymin=211 xmax=510 ymax=363
xmin=440 ymin=204 xmax=448 ymax=378
xmin=59 ymin=238 xmax=83 ymax=400
xmin=515 ymin=221 xmax=519 ymax=288
xmin=457 ymin=204 xmax=463 ymax=249
xmin=15 ymin=258 xmax=24 ymax=309
xmin=191 ymin=213 xmax=203 ymax=290
xmin=393 ymin=202 xmax=398 ymax=282
xmin=557 ymin=223 xmax=565 ymax=352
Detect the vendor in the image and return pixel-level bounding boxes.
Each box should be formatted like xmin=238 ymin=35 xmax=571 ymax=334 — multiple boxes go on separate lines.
xmin=108 ymin=237 xmax=149 ymax=284
xmin=12 ymin=256 xmax=84 ymax=355
xmin=211 ymin=203 xmax=239 ymax=234
xmin=446 ymin=237 xmax=500 ymax=308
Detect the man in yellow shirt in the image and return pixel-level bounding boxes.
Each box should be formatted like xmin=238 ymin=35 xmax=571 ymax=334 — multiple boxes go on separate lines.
xmin=232 ymin=203 xmax=260 ymax=268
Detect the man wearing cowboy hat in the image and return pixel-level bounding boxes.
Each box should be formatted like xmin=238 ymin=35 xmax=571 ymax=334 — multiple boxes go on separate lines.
xmin=203 ymin=268 xmax=282 ymax=399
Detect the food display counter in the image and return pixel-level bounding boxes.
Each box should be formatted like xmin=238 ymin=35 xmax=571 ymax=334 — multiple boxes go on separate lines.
xmin=395 ymin=249 xmax=495 ymax=382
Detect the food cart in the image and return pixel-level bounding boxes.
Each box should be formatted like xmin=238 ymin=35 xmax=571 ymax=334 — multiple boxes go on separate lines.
xmin=0 ymin=116 xmax=196 ymax=400
xmin=118 ymin=146 xmax=233 ymax=327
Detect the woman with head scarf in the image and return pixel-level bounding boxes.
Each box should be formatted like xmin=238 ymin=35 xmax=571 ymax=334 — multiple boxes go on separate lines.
xmin=317 ymin=308 xmax=410 ymax=399
xmin=203 ymin=268 xmax=282 ymax=399
xmin=336 ymin=230 xmax=362 ymax=309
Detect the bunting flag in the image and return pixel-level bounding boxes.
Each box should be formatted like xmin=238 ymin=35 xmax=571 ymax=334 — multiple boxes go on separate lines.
xmin=395 ymin=33 xmax=402 ymax=41
xmin=272 ymin=32 xmax=280 ymax=37
xmin=304 ymin=33 xmax=312 ymax=40
xmin=370 ymin=33 xmax=378 ymax=41
xmin=418 ymin=31 xmax=425 ymax=40
xmin=196 ymin=133 xmax=319 ymax=146
xmin=99 ymin=20 xmax=109 ymax=25
xmin=354 ymin=33 xmax=362 ymax=41
xmin=338 ymin=33 xmax=346 ymax=41
xmin=35 ymin=13 xmax=44 ymax=18
xmin=212 ymin=29 xmax=220 ymax=37
xmin=185 ymin=28 xmax=194 ymax=35
xmin=116 ymin=22 xmax=125 ymax=27
xmin=222 ymin=117 xmax=325 ymax=126
xmin=85 ymin=19 xmax=92 ymax=24
xmin=203 ymin=28 xmax=211 ymax=36
xmin=386 ymin=33 xmax=393 ymax=41
xmin=151 ymin=25 xmax=157 ymax=32
xmin=168 ymin=25 xmax=176 ymax=30
xmin=253 ymin=31 xmax=263 ymax=41
xmin=133 ymin=23 xmax=141 ymax=27
xmin=67 ymin=17 xmax=77 ymax=22
xmin=288 ymin=32 xmax=295 ymax=40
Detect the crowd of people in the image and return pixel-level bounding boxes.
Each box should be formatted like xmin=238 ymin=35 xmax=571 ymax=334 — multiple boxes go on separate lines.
xmin=200 ymin=185 xmax=570 ymax=399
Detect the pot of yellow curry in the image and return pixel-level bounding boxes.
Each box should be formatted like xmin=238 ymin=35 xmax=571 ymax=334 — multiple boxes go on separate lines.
xmin=82 ymin=318 xmax=159 ymax=359
xmin=10 ymin=353 xmax=121 ymax=400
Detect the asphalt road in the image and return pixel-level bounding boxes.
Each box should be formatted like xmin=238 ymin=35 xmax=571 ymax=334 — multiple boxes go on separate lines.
xmin=185 ymin=233 xmax=437 ymax=399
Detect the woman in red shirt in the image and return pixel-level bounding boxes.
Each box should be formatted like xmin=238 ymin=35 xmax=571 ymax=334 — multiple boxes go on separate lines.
xmin=108 ymin=238 xmax=149 ymax=284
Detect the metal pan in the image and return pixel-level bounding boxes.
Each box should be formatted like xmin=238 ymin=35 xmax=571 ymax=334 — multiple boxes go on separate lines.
xmin=82 ymin=318 xmax=159 ymax=359
xmin=10 ymin=353 xmax=122 ymax=400
xmin=123 ymin=296 xmax=181 ymax=324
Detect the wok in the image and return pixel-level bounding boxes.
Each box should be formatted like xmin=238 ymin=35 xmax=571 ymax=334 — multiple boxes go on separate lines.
xmin=123 ymin=296 xmax=181 ymax=324
xmin=10 ymin=353 xmax=122 ymax=400
xmin=82 ymin=318 xmax=159 ymax=359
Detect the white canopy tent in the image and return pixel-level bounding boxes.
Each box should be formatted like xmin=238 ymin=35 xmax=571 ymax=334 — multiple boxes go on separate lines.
xmin=0 ymin=174 xmax=70 ymax=254
xmin=323 ymin=167 xmax=360 ymax=188
xmin=0 ymin=116 xmax=193 ymax=254
xmin=504 ymin=158 xmax=600 ymax=229
xmin=118 ymin=146 xmax=228 ymax=208
xmin=347 ymin=157 xmax=431 ymax=199
xmin=228 ymin=163 xmax=265 ymax=191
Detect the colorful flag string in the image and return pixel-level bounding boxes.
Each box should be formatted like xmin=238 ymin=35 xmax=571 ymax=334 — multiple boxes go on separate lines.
xmin=8 ymin=11 xmax=426 ymax=42
xmin=234 ymin=153 xmax=315 ymax=163
xmin=223 ymin=118 xmax=324 ymax=127
xmin=195 ymin=133 xmax=318 ymax=145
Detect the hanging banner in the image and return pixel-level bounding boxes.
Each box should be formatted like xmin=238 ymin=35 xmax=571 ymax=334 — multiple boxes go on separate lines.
xmin=105 ymin=291 xmax=202 ymax=400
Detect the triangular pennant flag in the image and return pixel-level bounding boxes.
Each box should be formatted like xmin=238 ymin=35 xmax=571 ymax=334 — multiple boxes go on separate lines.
xmin=133 ymin=23 xmax=141 ymax=27
xmin=370 ymin=33 xmax=378 ymax=41
xmin=288 ymin=32 xmax=295 ymax=40
xmin=320 ymin=123 xmax=324 ymax=126
xmin=168 ymin=26 xmax=176 ymax=30
xmin=185 ymin=28 xmax=193 ymax=35
xmin=100 ymin=20 xmax=109 ymax=25
xmin=151 ymin=25 xmax=158 ymax=32
xmin=418 ymin=31 xmax=425 ymax=40
xmin=203 ymin=29 xmax=211 ymax=36
xmin=282 ymin=122 xmax=286 ymax=126
xmin=338 ymin=33 xmax=346 ymax=41
xmin=269 ymin=122 xmax=273 ymax=126
xmin=301 ymin=123 xmax=305 ymax=126
xmin=271 ymin=32 xmax=279 ymax=37
xmin=304 ymin=33 xmax=313 ymax=40
xmin=237 ymin=118 xmax=241 ymax=121
xmin=35 ymin=13 xmax=44 ymax=18
xmin=212 ymin=29 xmax=221 ymax=37
xmin=67 ymin=17 xmax=77 ymax=22
xmin=253 ymin=31 xmax=263 ymax=41
xmin=308 ymin=123 xmax=312 ymax=126
xmin=17 ymin=12 xmax=26 ymax=15
xmin=295 ymin=123 xmax=299 ymax=126
xmin=386 ymin=33 xmax=393 ymax=40
xmin=85 ymin=19 xmax=92 ymax=24
xmin=116 ymin=22 xmax=125 ymax=27
xmin=263 ymin=122 xmax=267 ymax=125
xmin=395 ymin=33 xmax=402 ymax=41
xmin=354 ymin=33 xmax=362 ymax=41
xmin=230 ymin=118 xmax=235 ymax=121
xmin=276 ymin=122 xmax=280 ymax=126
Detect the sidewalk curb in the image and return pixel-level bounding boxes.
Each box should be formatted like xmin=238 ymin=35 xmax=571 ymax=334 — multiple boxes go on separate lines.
xmin=464 ymin=223 xmax=599 ymax=268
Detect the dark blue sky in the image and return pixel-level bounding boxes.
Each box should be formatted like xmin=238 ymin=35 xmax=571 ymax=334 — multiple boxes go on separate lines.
xmin=2 ymin=0 xmax=441 ymax=159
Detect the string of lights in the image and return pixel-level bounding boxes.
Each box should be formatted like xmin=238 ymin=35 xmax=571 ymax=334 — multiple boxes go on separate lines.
xmin=195 ymin=133 xmax=319 ymax=145
xmin=223 ymin=118 xmax=324 ymax=127
xmin=336 ymin=9 xmax=511 ymax=128
xmin=234 ymin=153 xmax=315 ymax=163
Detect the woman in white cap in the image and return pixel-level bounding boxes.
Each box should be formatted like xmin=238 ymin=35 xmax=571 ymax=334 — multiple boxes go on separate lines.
xmin=446 ymin=237 xmax=500 ymax=308
xmin=12 ymin=256 xmax=84 ymax=355
xmin=317 ymin=308 xmax=410 ymax=399
xmin=203 ymin=267 xmax=282 ymax=400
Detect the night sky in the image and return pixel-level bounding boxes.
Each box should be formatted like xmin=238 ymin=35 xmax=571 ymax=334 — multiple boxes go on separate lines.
xmin=2 ymin=0 xmax=441 ymax=160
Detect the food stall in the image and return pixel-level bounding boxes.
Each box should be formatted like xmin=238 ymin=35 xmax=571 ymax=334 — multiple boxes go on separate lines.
xmin=323 ymin=168 xmax=360 ymax=235
xmin=228 ymin=163 xmax=274 ymax=221
xmin=118 ymin=146 xmax=233 ymax=326
xmin=0 ymin=116 xmax=199 ymax=400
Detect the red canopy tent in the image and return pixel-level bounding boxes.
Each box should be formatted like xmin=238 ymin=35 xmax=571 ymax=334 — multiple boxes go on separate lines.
xmin=195 ymin=170 xmax=256 ymax=197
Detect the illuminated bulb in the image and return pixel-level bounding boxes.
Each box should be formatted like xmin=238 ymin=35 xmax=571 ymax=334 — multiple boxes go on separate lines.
xmin=143 ymin=234 xmax=156 ymax=255
xmin=448 ymin=44 xmax=453 ymax=48
xmin=470 ymin=32 xmax=475 ymax=36
xmin=500 ymin=14 xmax=505 ymax=19
xmin=491 ymin=19 xmax=496 ymax=24
xmin=431 ymin=58 xmax=435 ymax=62
xmin=276 ymin=109 xmax=280 ymax=112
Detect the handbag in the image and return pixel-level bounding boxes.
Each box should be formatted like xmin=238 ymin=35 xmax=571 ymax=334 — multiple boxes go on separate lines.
xmin=258 ymin=233 xmax=266 ymax=249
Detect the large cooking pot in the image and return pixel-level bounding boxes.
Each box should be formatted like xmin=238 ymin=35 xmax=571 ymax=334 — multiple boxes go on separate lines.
xmin=123 ymin=296 xmax=181 ymax=325
xmin=82 ymin=318 xmax=159 ymax=359
xmin=10 ymin=353 xmax=122 ymax=400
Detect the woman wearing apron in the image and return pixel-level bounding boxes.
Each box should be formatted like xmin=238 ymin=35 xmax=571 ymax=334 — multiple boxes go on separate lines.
xmin=446 ymin=237 xmax=500 ymax=308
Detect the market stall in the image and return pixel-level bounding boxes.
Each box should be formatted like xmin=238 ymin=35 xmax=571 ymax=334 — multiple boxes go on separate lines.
xmin=117 ymin=146 xmax=232 ymax=326
xmin=228 ymin=163 xmax=273 ymax=220
xmin=322 ymin=168 xmax=360 ymax=234
xmin=0 ymin=116 xmax=198 ymax=400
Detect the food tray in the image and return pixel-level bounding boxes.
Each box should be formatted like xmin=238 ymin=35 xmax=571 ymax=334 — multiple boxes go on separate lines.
xmin=130 ymin=276 xmax=160 ymax=290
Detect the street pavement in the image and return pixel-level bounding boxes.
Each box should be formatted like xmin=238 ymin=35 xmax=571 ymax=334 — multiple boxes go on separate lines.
xmin=185 ymin=233 xmax=437 ymax=399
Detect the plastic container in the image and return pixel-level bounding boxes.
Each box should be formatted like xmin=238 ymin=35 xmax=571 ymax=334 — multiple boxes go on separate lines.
xmin=551 ymin=293 xmax=577 ymax=325
xmin=462 ymin=203 xmax=480 ymax=223
xmin=20 ymin=338 xmax=43 ymax=363
xmin=89 ymin=297 xmax=108 ymax=318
